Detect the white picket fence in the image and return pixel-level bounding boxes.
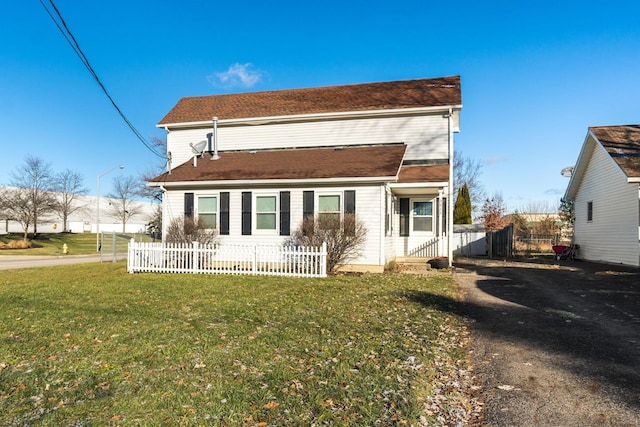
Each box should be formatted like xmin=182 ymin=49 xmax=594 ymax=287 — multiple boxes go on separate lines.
xmin=127 ymin=240 xmax=327 ymax=278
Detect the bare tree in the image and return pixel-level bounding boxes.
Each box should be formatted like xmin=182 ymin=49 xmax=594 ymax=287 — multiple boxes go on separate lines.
xmin=0 ymin=187 xmax=35 ymax=240
xmin=517 ymin=200 xmax=556 ymax=213
xmin=480 ymin=192 xmax=510 ymax=231
xmin=137 ymin=136 xmax=167 ymax=203
xmin=107 ymin=175 xmax=143 ymax=233
xmin=52 ymin=169 xmax=88 ymax=232
xmin=165 ymin=216 xmax=218 ymax=245
xmin=9 ymin=155 xmax=56 ymax=238
xmin=454 ymin=150 xmax=485 ymax=214
xmin=136 ymin=136 xmax=167 ymax=234
xmin=291 ymin=213 xmax=367 ymax=273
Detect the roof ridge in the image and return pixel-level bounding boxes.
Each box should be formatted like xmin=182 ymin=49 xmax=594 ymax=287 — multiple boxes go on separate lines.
xmin=178 ymin=76 xmax=461 ymax=101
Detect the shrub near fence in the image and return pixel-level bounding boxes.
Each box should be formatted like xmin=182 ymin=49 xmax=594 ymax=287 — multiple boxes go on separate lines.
xmin=128 ymin=240 xmax=327 ymax=278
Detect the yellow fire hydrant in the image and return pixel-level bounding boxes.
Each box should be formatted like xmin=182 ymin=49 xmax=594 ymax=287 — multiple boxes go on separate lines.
xmin=62 ymin=243 xmax=68 ymax=254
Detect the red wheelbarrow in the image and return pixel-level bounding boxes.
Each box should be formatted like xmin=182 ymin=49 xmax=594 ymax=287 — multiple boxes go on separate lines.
xmin=552 ymin=244 xmax=579 ymax=261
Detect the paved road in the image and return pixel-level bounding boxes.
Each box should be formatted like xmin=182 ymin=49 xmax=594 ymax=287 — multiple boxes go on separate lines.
xmin=455 ymin=257 xmax=640 ymax=426
xmin=0 ymin=254 xmax=126 ymax=270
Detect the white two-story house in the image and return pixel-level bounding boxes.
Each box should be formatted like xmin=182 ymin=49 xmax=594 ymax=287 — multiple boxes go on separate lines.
xmin=150 ymin=76 xmax=462 ymax=272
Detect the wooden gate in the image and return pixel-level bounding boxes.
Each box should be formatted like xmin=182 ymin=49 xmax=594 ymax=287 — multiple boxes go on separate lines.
xmin=487 ymin=224 xmax=513 ymax=259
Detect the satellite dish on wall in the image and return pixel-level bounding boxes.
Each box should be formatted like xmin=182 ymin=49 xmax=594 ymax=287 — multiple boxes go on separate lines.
xmin=560 ymin=166 xmax=574 ymax=177
xmin=190 ymin=140 xmax=207 ymax=155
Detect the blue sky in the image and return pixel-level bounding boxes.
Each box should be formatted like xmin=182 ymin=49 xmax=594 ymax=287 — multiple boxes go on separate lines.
xmin=1 ymin=1 xmax=639 ymax=212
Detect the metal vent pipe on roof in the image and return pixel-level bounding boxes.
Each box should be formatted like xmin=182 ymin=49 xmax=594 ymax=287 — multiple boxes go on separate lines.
xmin=211 ymin=116 xmax=220 ymax=160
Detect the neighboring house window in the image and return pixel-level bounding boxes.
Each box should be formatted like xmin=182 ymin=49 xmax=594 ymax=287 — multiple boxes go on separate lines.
xmin=256 ymin=195 xmax=277 ymax=231
xmin=587 ymin=201 xmax=593 ymax=222
xmin=198 ymin=195 xmax=217 ymax=229
xmin=412 ymin=200 xmax=433 ymax=232
xmin=318 ymin=194 xmax=341 ymax=227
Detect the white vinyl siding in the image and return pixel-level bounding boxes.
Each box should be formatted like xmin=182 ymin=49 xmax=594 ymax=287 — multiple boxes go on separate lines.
xmin=161 ymin=186 xmax=383 ymax=266
xmin=573 ymin=141 xmax=640 ymax=266
xmin=166 ymin=114 xmax=449 ymax=167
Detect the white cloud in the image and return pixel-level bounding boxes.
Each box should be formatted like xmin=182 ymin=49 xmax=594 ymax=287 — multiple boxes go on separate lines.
xmin=208 ymin=63 xmax=263 ymax=89
xmin=482 ymin=156 xmax=507 ymax=166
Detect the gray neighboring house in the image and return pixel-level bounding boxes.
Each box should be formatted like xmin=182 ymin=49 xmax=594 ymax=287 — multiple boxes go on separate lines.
xmin=564 ymin=125 xmax=640 ymax=266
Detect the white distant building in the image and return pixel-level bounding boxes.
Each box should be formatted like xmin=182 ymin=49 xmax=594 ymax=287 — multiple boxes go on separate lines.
xmin=0 ymin=187 xmax=157 ymax=235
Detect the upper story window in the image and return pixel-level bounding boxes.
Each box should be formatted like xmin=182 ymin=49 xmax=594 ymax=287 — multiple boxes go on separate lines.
xmin=412 ymin=200 xmax=433 ymax=232
xmin=256 ymin=195 xmax=277 ymax=230
xmin=198 ymin=196 xmax=218 ymax=229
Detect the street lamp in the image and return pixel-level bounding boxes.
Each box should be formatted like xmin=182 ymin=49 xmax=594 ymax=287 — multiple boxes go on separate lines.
xmin=96 ymin=165 xmax=124 ymax=252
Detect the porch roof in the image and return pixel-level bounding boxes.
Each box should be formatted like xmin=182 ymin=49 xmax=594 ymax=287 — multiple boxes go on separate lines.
xmin=150 ymin=143 xmax=407 ymax=184
xmin=397 ymin=164 xmax=449 ymax=183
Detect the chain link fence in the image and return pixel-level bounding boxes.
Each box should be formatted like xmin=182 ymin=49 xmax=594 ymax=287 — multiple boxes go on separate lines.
xmin=99 ymin=232 xmax=156 ymax=263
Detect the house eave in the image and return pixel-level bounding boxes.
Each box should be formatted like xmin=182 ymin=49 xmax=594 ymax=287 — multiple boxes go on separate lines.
xmin=148 ymin=176 xmax=397 ymax=188
xmin=564 ymin=130 xmax=596 ymax=201
xmin=157 ymin=105 xmax=463 ymax=130
xmin=389 ymin=181 xmax=448 ymax=196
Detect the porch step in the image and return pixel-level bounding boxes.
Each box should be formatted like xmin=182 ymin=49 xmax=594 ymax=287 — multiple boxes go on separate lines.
xmin=392 ymin=257 xmax=432 ymax=273
xmin=394 ymin=256 xmax=430 ymax=264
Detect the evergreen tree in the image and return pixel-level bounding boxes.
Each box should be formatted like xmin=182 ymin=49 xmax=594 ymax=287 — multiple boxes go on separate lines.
xmin=453 ymin=183 xmax=472 ymax=224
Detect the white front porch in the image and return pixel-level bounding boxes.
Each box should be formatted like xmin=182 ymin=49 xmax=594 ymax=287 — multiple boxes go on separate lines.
xmin=385 ymin=184 xmax=451 ymax=264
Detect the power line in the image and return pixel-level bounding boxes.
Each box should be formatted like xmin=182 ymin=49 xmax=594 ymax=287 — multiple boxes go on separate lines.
xmin=39 ymin=0 xmax=166 ymax=160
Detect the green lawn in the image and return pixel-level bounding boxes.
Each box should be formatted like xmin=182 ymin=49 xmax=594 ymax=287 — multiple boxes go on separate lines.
xmin=0 ymin=233 xmax=152 ymax=256
xmin=0 ymin=264 xmax=469 ymax=425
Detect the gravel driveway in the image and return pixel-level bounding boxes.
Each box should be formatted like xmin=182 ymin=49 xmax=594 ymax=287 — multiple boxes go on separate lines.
xmin=454 ymin=257 xmax=640 ymax=426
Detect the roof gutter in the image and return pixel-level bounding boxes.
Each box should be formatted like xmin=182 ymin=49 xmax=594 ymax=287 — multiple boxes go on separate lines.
xmin=388 ymin=181 xmax=449 ymax=189
xmin=148 ymin=175 xmax=399 ymax=188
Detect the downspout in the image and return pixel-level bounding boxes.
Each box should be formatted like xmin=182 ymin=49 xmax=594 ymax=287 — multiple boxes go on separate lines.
xmin=379 ymin=184 xmax=387 ymax=267
xmin=447 ymin=108 xmax=454 ymax=267
xmin=159 ymin=185 xmax=167 ymax=238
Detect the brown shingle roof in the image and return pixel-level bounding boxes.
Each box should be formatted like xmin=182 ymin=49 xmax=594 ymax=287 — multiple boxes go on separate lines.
xmin=590 ymin=125 xmax=640 ymax=178
xmin=158 ymin=76 xmax=461 ymax=125
xmin=397 ymin=164 xmax=449 ymax=183
xmin=151 ymin=144 xmax=407 ymax=184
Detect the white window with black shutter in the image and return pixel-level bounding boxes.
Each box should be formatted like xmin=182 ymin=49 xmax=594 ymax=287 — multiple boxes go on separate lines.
xmin=318 ymin=193 xmax=341 ymax=227
xmin=197 ymin=195 xmax=218 ymax=229
xmin=255 ymin=193 xmax=277 ymax=233
xmin=398 ymin=197 xmax=435 ymax=236
xmin=412 ymin=199 xmax=433 ymax=232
